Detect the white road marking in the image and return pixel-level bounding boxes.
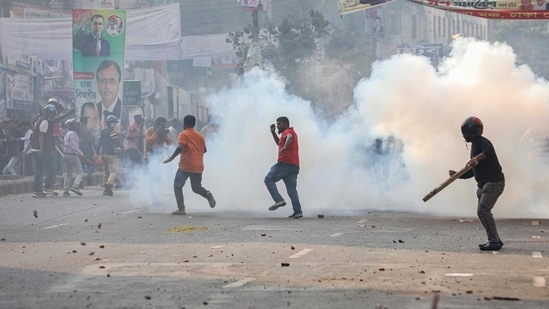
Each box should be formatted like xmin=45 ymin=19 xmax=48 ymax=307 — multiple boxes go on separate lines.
xmin=43 ymin=224 xmax=67 ymax=229
xmin=120 ymin=209 xmax=139 ymax=214
xmin=532 ymin=252 xmax=543 ymax=258
xmin=222 ymin=277 xmax=256 ymax=289
xmin=289 ymin=248 xmax=313 ymax=259
xmin=330 ymin=232 xmax=343 ymax=237
xmin=533 ymin=277 xmax=546 ymax=287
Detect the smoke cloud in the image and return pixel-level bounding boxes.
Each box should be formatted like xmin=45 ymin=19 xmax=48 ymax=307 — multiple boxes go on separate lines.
xmin=129 ymin=38 xmax=549 ymax=219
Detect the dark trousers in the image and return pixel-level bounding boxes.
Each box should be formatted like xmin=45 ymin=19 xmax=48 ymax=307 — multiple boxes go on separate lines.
xmin=476 ymin=180 xmax=505 ymax=244
xmin=173 ymin=169 xmax=208 ymax=210
xmin=33 ymin=151 xmax=55 ymax=192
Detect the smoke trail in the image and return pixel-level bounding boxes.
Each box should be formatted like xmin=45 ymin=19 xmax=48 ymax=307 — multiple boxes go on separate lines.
xmin=129 ymin=38 xmax=549 ymax=218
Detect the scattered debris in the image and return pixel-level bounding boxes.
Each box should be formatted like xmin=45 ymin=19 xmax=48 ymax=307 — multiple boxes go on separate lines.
xmin=144 ymin=296 xmax=151 ymax=300
xmin=97 ymin=223 xmax=102 ymax=229
xmin=532 ymin=221 xmax=540 ymax=226
xmin=81 ymin=242 xmax=86 ymax=246
xmin=291 ymin=246 xmax=295 ymax=250
xmin=33 ymin=210 xmax=38 ymax=218
xmin=317 ymin=214 xmax=325 ymax=218
xmin=281 ymin=263 xmax=290 ymax=267
xmin=261 ymin=233 xmax=266 ymax=236
xmin=167 ymin=226 xmax=208 ymax=233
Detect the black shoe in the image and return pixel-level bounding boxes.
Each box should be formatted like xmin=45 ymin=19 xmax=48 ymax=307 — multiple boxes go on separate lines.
xmin=103 ymin=183 xmax=113 ymax=196
xmin=288 ymin=212 xmax=303 ymax=219
xmin=479 ymin=242 xmax=502 ymax=251
xmin=206 ymin=191 xmax=216 ymax=208
xmin=268 ymin=201 xmax=286 ymax=211
xmin=479 ymin=240 xmax=503 ymax=248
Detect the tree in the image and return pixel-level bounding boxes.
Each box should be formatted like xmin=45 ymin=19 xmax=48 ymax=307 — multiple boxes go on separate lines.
xmin=226 ymin=10 xmax=330 ymax=101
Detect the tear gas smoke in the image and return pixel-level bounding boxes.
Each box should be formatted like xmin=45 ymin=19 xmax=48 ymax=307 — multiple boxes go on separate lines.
xmin=129 ymin=38 xmax=549 ymax=218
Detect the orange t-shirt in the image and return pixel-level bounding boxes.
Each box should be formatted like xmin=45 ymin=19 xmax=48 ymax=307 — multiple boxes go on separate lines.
xmin=177 ymin=128 xmax=206 ymax=173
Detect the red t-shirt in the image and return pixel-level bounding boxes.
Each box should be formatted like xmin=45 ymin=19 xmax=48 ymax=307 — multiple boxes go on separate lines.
xmin=278 ymin=127 xmax=299 ymax=166
xmin=178 ymin=128 xmax=206 ymax=173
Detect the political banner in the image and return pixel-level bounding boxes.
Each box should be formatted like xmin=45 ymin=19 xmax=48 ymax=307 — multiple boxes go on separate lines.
xmin=73 ymin=9 xmax=125 ymax=135
xmin=338 ymin=0 xmax=549 ymax=19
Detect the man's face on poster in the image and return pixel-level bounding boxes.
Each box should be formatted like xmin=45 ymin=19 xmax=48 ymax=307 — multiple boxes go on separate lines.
xmin=92 ymin=16 xmax=104 ymax=35
xmin=97 ymin=65 xmax=120 ymax=107
xmin=83 ymin=104 xmax=99 ymax=134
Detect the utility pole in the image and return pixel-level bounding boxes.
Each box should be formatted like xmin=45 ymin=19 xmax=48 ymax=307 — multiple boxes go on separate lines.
xmin=252 ymin=10 xmax=259 ymax=42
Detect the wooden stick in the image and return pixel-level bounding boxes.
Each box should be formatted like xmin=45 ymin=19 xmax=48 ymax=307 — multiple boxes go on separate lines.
xmin=423 ymin=165 xmax=472 ymax=202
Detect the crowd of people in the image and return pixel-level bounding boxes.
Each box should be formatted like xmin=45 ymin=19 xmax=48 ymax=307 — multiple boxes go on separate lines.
xmin=1 ymin=99 xmax=508 ymax=251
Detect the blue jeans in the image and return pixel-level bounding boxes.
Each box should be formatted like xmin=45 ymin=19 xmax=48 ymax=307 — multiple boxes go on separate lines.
xmin=476 ymin=180 xmax=505 ymax=244
xmin=264 ymin=162 xmax=302 ymax=213
xmin=173 ymin=169 xmax=208 ymax=210
xmin=2 ymin=156 xmax=21 ymax=175
xmin=33 ymin=151 xmax=55 ymax=192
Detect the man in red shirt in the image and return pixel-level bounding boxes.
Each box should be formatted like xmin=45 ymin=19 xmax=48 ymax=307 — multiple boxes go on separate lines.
xmin=265 ymin=116 xmax=303 ymax=218
xmin=163 ymin=115 xmax=215 ymax=215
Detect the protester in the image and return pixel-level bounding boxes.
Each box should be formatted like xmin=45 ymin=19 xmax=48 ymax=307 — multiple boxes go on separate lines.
xmin=96 ymin=115 xmax=122 ymax=196
xmin=163 ymin=115 xmax=215 ymax=215
xmin=78 ymin=116 xmax=96 ymax=184
xmin=450 ymin=116 xmax=505 ymax=251
xmin=145 ymin=116 xmax=172 ymax=161
xmin=265 ymin=116 xmax=303 ymax=218
xmin=62 ymin=119 xmax=85 ymax=196
xmin=125 ymin=111 xmax=145 ymax=167
xmin=2 ymin=120 xmax=24 ymax=175
xmin=31 ymin=105 xmax=57 ymax=198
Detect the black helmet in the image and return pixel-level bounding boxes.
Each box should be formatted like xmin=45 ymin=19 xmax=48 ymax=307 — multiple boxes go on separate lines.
xmin=461 ymin=116 xmax=483 ymax=142
xmin=43 ymin=104 xmax=57 ymax=120
xmin=105 ymin=115 xmax=118 ymax=128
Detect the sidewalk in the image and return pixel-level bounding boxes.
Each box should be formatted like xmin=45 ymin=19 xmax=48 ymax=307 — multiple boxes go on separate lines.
xmin=0 ymin=173 xmax=104 ymax=197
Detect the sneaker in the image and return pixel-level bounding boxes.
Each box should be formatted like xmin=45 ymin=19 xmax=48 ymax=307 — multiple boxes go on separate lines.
xmin=70 ymin=187 xmax=83 ymax=196
xmin=44 ymin=189 xmax=58 ymax=196
xmin=63 ymin=192 xmax=70 ymax=197
xmin=171 ymin=209 xmax=187 ymax=215
xmin=206 ymin=191 xmax=216 ymax=208
xmin=33 ymin=191 xmax=46 ymax=198
xmin=288 ymin=212 xmax=303 ymax=219
xmin=268 ymin=201 xmax=286 ymax=211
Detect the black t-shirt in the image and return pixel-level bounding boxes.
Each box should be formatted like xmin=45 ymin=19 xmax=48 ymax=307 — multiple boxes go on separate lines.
xmin=461 ymin=136 xmax=505 ymax=187
xmin=98 ymin=127 xmax=119 ymax=155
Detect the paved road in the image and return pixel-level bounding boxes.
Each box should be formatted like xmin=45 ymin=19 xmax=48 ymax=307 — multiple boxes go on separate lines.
xmin=0 ymin=187 xmax=547 ymax=309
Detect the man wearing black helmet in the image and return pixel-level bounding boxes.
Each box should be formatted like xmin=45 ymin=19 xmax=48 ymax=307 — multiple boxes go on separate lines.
xmin=30 ymin=104 xmax=57 ymax=198
xmin=96 ymin=114 xmax=122 ymax=196
xmin=449 ymin=116 xmax=505 ymax=251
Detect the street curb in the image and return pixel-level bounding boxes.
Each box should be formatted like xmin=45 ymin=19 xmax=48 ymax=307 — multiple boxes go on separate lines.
xmin=0 ymin=173 xmax=104 ymax=197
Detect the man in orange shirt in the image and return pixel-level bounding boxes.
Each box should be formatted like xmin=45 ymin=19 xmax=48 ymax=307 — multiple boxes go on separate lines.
xmin=163 ymin=115 xmax=216 ymax=215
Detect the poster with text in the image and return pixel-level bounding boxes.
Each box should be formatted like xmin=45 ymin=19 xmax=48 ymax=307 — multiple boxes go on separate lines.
xmin=73 ymin=9 xmax=125 ymax=135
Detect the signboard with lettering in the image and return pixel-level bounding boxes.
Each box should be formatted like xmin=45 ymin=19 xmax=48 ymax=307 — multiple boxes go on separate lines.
xmin=123 ymin=80 xmax=141 ymax=106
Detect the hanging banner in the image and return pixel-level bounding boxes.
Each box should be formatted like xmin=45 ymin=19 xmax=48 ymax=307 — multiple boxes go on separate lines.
xmin=338 ymin=0 xmax=549 ymax=19
xmin=73 ymin=9 xmax=125 ymax=135
xmin=409 ymin=0 xmax=549 ymax=19
xmin=338 ymin=0 xmax=395 ymax=15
